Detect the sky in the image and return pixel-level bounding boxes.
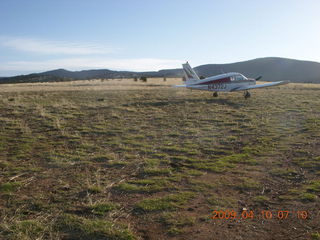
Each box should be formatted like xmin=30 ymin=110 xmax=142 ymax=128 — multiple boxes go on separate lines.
xmin=0 ymin=0 xmax=320 ymax=76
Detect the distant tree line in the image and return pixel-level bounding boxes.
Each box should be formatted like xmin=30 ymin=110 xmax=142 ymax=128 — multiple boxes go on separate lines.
xmin=0 ymin=74 xmax=74 ymax=84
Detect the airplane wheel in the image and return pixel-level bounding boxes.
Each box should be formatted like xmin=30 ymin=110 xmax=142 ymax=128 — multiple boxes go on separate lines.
xmin=244 ymin=91 xmax=251 ymax=99
xmin=213 ymin=92 xmax=218 ymax=97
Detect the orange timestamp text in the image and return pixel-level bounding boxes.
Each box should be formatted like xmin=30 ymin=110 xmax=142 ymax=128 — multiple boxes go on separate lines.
xmin=211 ymin=210 xmax=308 ymax=220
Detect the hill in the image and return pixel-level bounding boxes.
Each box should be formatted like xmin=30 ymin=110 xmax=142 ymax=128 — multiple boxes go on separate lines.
xmin=194 ymin=57 xmax=320 ymax=83
xmin=1 ymin=57 xmax=320 ymax=84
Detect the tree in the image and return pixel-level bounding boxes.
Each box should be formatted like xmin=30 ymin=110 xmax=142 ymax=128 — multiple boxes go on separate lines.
xmin=140 ymin=76 xmax=147 ymax=82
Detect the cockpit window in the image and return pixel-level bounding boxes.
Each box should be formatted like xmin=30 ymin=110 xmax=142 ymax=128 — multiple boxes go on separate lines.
xmin=235 ymin=75 xmax=242 ymax=81
xmin=231 ymin=74 xmax=247 ymax=81
xmin=235 ymin=74 xmax=247 ymax=81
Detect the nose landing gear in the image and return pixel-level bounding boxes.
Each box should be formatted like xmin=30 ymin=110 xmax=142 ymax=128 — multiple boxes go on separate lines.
xmin=244 ymin=91 xmax=251 ymax=99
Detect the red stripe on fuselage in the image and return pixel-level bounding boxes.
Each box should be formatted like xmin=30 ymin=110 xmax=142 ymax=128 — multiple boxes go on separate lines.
xmin=195 ymin=77 xmax=231 ymax=85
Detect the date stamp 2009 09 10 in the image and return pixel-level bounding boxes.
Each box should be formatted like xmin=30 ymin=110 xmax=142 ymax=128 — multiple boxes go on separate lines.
xmin=211 ymin=210 xmax=309 ymax=220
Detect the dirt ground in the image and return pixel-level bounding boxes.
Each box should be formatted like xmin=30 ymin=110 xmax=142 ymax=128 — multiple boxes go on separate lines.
xmin=0 ymin=78 xmax=319 ymax=240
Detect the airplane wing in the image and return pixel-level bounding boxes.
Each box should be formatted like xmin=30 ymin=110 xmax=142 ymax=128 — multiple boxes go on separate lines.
xmin=231 ymin=81 xmax=288 ymax=91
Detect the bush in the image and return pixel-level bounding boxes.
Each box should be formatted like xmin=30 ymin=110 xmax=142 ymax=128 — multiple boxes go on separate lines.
xmin=139 ymin=76 xmax=147 ymax=82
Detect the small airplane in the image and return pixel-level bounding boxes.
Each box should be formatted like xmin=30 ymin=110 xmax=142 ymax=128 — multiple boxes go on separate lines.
xmin=176 ymin=62 xmax=288 ymax=98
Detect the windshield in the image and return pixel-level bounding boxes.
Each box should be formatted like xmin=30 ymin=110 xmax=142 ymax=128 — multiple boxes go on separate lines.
xmin=235 ymin=74 xmax=247 ymax=81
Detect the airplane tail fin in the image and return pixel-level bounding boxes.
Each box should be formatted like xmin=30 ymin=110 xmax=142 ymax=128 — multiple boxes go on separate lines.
xmin=182 ymin=62 xmax=199 ymax=84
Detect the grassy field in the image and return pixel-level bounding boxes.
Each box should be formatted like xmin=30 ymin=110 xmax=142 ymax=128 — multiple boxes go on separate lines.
xmin=0 ymin=78 xmax=319 ymax=240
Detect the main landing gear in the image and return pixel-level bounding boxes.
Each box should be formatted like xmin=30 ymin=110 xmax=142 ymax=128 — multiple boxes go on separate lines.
xmin=244 ymin=91 xmax=251 ymax=99
xmin=213 ymin=92 xmax=218 ymax=97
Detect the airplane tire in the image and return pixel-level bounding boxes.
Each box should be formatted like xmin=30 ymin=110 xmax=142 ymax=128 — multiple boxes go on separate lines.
xmin=244 ymin=91 xmax=251 ymax=99
xmin=213 ymin=92 xmax=218 ymax=97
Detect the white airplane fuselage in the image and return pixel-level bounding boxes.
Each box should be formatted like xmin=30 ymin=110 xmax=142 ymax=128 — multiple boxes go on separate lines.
xmin=185 ymin=72 xmax=256 ymax=92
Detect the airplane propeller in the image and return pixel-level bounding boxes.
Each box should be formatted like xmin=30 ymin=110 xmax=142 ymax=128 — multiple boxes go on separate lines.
xmin=255 ymin=76 xmax=262 ymax=81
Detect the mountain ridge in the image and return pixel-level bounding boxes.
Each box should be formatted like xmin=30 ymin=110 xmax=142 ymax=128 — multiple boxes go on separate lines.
xmin=1 ymin=57 xmax=320 ymax=84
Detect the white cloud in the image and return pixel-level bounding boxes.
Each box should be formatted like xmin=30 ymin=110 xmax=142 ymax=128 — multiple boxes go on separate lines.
xmin=0 ymin=36 xmax=117 ymax=55
xmin=0 ymin=57 xmax=182 ymax=76
xmin=0 ymin=36 xmax=182 ymax=76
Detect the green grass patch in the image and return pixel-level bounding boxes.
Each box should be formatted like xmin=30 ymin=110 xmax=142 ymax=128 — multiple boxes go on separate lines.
xmin=306 ymin=180 xmax=320 ymax=192
xmin=219 ymin=153 xmax=258 ymax=165
xmin=159 ymin=212 xmax=195 ymax=227
xmin=270 ymin=168 xmax=299 ymax=179
xmin=0 ymin=182 xmax=22 ymax=193
xmin=87 ymin=186 xmax=104 ymax=194
xmin=55 ymin=214 xmax=136 ymax=240
xmin=253 ymin=195 xmax=270 ymax=204
xmin=158 ymin=212 xmax=195 ymax=236
xmin=299 ymin=192 xmax=317 ymax=202
xmin=0 ymin=160 xmax=12 ymax=169
xmin=207 ymin=195 xmax=236 ymax=209
xmin=189 ymin=179 xmax=217 ymax=192
xmin=6 ymin=220 xmax=46 ymax=239
xmin=107 ymin=160 xmax=129 ymax=168
xmin=135 ymin=192 xmax=195 ymax=212
xmin=234 ymin=177 xmax=260 ymax=191
xmin=311 ymin=232 xmax=320 ymax=240
xmin=90 ymin=202 xmax=119 ymax=216
xmin=292 ymin=157 xmax=320 ymax=170
xmin=142 ymin=167 xmax=171 ymax=176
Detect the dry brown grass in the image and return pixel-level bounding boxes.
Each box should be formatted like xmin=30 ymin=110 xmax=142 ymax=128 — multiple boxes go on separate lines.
xmin=0 ymin=78 xmax=182 ymax=92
